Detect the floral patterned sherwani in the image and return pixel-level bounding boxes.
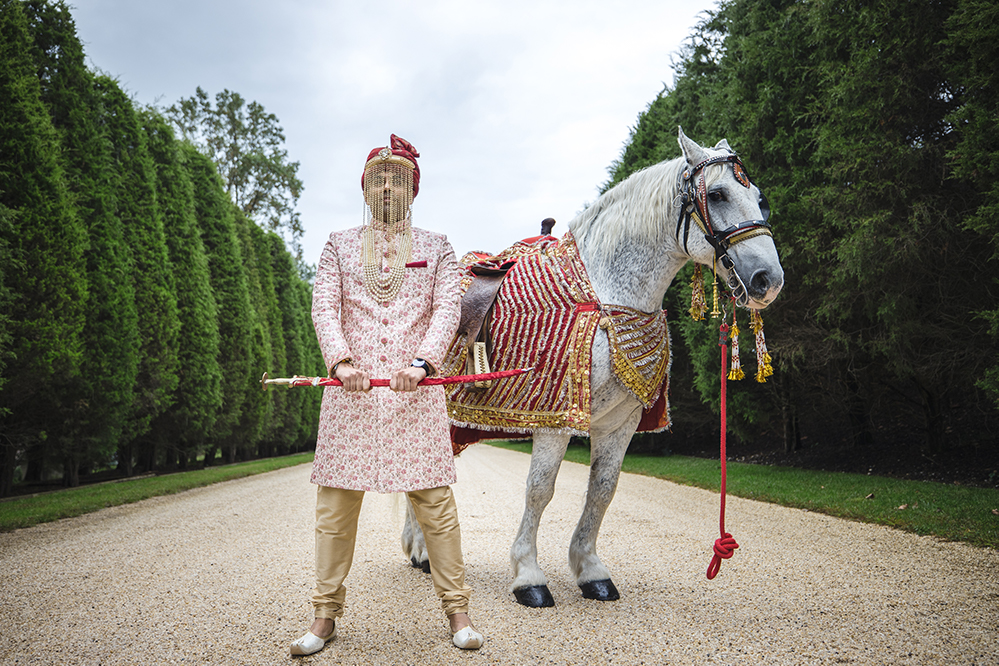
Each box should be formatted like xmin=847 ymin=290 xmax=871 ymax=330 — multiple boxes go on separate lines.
xmin=311 ymin=224 xmax=462 ymax=493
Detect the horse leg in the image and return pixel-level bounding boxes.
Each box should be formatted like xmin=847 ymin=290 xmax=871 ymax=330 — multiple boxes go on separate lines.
xmin=402 ymin=499 xmax=430 ymax=573
xmin=510 ymin=431 xmax=572 ymax=607
xmin=569 ymin=408 xmax=642 ymax=601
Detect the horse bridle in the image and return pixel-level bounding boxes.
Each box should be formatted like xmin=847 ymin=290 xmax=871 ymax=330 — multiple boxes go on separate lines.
xmin=676 ymin=152 xmax=773 ymax=272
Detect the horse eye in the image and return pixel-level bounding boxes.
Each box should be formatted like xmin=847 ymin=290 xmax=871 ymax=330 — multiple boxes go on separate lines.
xmin=759 ymin=193 xmax=771 ymax=222
xmin=708 ymin=191 xmax=725 ymax=203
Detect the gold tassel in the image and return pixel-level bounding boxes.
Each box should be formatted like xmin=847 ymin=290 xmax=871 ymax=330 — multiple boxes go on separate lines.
xmin=751 ymin=309 xmax=773 ymax=383
xmin=709 ymin=265 xmax=721 ymax=319
xmin=689 ymin=264 xmax=707 ymax=321
xmin=728 ymin=314 xmax=745 ymax=381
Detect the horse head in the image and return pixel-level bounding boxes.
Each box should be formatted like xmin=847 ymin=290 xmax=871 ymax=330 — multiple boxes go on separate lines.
xmin=676 ymin=128 xmax=784 ymax=309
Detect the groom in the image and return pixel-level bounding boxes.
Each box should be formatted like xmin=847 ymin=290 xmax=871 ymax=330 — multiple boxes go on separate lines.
xmin=291 ymin=135 xmax=484 ymax=657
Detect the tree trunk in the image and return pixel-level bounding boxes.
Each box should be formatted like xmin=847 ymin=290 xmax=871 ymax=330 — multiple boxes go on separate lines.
xmin=918 ymin=382 xmax=944 ymax=454
xmin=137 ymin=438 xmax=156 ymax=474
xmin=0 ymin=441 xmax=15 ymax=498
xmin=163 ymin=445 xmax=178 ymax=470
xmin=63 ymin=455 xmax=80 ymax=488
xmin=117 ymin=442 xmax=134 ymax=477
xmin=845 ymin=373 xmax=875 ymax=448
xmin=25 ymin=443 xmax=44 ymax=483
xmin=779 ymin=374 xmax=801 ymax=454
xmin=782 ymin=404 xmax=801 ymax=454
xmin=202 ymin=443 xmax=218 ymax=468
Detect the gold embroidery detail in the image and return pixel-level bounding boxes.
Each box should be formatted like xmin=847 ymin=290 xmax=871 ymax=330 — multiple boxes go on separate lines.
xmin=444 ymin=232 xmax=670 ymax=434
xmin=602 ymin=307 xmax=670 ymax=409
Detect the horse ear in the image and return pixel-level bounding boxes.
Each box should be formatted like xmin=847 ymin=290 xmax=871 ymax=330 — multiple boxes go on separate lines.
xmin=678 ymin=126 xmax=709 ymax=166
xmin=715 ymin=138 xmax=733 ymax=152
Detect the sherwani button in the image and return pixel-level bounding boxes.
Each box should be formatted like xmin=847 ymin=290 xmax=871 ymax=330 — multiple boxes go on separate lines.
xmin=382 ymin=318 xmax=390 ymax=325
xmin=380 ymin=337 xmax=388 ymax=344
xmin=379 ymin=355 xmax=387 ymax=362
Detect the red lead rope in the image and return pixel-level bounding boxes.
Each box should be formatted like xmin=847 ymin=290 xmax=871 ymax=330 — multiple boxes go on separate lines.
xmin=707 ymin=323 xmax=739 ymax=580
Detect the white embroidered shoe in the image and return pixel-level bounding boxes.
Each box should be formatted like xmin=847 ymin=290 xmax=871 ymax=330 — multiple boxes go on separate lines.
xmin=451 ymin=625 xmax=484 ymax=650
xmin=290 ymin=625 xmax=336 ymax=656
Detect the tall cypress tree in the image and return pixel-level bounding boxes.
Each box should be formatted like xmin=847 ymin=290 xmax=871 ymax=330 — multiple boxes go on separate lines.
xmin=230 ymin=209 xmax=270 ymax=462
xmin=24 ymin=0 xmax=140 ymax=485
xmin=249 ymin=222 xmax=287 ymax=458
xmin=608 ymin=0 xmax=999 ymax=455
xmin=711 ymin=0 xmax=828 ymax=451
xmin=0 ymin=0 xmax=87 ymax=495
xmin=944 ymin=0 xmax=999 ymax=408
xmin=182 ymin=143 xmax=254 ymax=465
xmin=142 ymin=110 xmax=222 ymax=469
xmin=0 ymin=202 xmax=13 ymax=394
xmin=268 ymin=233 xmax=310 ymax=453
xmin=0 ymin=201 xmax=15 ymax=492
xmin=805 ymin=0 xmax=990 ymax=452
xmin=96 ymin=76 xmax=181 ymax=475
xmin=295 ymin=275 xmax=324 ymax=447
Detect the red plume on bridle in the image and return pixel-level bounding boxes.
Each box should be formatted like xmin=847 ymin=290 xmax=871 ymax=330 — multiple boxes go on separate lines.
xmin=361 ymin=134 xmax=421 ymax=197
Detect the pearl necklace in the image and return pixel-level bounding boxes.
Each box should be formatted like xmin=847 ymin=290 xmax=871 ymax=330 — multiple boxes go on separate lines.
xmin=362 ymin=219 xmax=412 ymax=303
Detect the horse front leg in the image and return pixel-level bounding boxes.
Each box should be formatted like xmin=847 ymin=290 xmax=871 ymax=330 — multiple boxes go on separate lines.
xmin=569 ymin=406 xmax=643 ymax=601
xmin=402 ymin=499 xmax=430 ymax=573
xmin=510 ymin=431 xmax=571 ymax=607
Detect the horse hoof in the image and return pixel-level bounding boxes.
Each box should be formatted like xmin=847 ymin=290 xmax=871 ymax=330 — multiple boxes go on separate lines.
xmin=410 ymin=557 xmax=431 ymax=574
xmin=513 ymin=585 xmax=556 ymax=608
xmin=579 ymin=579 xmax=620 ymax=601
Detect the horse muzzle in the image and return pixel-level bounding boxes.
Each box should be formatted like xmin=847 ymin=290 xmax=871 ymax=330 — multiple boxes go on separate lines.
xmin=724 ymin=261 xmax=783 ymax=309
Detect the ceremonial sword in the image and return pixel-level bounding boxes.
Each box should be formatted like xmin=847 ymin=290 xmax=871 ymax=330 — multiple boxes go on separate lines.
xmin=260 ymin=367 xmax=531 ymax=390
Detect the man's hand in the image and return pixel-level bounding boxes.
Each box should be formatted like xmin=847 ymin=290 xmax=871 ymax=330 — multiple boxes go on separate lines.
xmin=334 ymin=363 xmax=371 ymax=392
xmin=390 ymin=366 xmax=427 ymax=392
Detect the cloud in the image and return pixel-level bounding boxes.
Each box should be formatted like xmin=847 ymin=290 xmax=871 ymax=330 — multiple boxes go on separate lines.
xmin=70 ymin=0 xmax=716 ymax=259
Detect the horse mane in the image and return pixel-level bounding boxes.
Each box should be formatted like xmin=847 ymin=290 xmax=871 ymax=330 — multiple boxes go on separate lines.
xmin=568 ymin=153 xmax=725 ymax=265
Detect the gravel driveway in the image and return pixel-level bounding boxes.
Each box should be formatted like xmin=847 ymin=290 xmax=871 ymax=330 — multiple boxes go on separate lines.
xmin=1 ymin=445 xmax=997 ymax=665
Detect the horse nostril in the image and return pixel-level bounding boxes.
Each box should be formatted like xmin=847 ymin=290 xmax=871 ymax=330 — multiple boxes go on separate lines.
xmin=749 ymin=270 xmax=772 ymax=300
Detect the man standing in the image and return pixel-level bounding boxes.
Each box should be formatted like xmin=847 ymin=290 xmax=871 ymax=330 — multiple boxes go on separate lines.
xmin=291 ymin=135 xmax=484 ymax=656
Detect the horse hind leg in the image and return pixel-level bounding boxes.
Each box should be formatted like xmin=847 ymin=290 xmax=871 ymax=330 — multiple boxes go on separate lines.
xmin=510 ymin=431 xmax=571 ymax=607
xmin=569 ymin=410 xmax=641 ymax=602
xmin=402 ymin=499 xmax=430 ymax=574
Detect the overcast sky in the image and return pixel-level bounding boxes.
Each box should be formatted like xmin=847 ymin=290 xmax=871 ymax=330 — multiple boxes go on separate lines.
xmin=70 ymin=0 xmax=718 ymax=263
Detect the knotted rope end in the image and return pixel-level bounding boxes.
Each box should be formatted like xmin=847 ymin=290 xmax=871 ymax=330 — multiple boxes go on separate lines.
xmin=705 ymin=532 xmax=739 ymax=580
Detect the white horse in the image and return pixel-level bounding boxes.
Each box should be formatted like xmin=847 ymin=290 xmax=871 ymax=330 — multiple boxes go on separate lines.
xmin=404 ymin=128 xmax=784 ymax=606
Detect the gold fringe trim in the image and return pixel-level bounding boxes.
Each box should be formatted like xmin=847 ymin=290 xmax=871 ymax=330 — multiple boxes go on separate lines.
xmin=751 ymin=309 xmax=773 ymax=383
xmin=689 ymin=264 xmax=707 ymax=321
xmin=727 ymin=317 xmax=745 ymax=381
xmin=603 ymin=307 xmax=670 ymax=409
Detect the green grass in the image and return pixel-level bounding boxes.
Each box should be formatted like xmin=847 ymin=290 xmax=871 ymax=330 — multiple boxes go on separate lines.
xmin=5 ymin=444 xmax=998 ymax=550
xmin=489 ymin=441 xmax=999 ymax=549
xmin=0 ymin=452 xmax=314 ymax=532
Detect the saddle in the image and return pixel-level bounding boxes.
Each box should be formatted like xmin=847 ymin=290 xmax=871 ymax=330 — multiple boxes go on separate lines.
xmin=457 ymin=218 xmax=557 ymax=389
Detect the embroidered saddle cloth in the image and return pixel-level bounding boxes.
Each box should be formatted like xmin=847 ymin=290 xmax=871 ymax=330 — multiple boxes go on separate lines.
xmin=443 ymin=232 xmax=671 ymax=451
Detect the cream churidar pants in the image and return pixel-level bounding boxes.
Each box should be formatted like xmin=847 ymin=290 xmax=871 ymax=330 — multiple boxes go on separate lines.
xmin=311 ymin=484 xmax=472 ymax=620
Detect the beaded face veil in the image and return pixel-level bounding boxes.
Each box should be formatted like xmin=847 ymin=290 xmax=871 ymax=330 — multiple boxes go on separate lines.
xmin=360 ymin=135 xmax=420 ymax=303
xmin=363 ymin=156 xmax=414 ymax=225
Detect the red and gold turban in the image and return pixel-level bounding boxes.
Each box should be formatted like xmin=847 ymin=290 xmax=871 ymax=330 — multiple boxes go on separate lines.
xmin=361 ymin=134 xmax=421 ymax=198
